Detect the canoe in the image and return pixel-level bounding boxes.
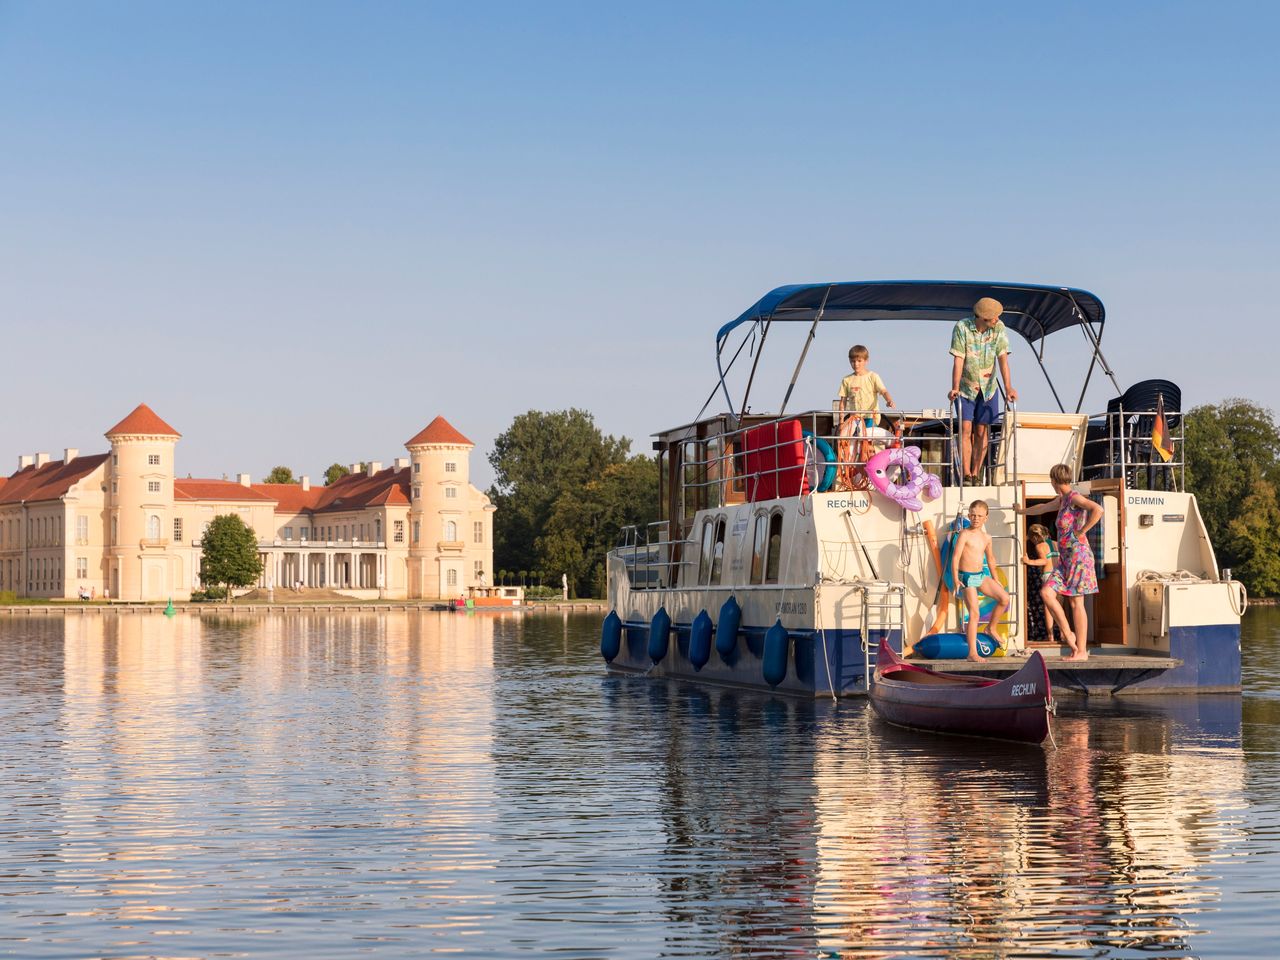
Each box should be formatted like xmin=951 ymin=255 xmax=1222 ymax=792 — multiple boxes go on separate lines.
xmin=870 ymin=639 xmax=1051 ymax=744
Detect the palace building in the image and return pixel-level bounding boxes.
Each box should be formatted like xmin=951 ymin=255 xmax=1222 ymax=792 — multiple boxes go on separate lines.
xmin=0 ymin=404 xmax=494 ymax=601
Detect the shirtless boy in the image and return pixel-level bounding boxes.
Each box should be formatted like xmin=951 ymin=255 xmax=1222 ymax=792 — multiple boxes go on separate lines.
xmin=951 ymin=500 xmax=1010 ymax=661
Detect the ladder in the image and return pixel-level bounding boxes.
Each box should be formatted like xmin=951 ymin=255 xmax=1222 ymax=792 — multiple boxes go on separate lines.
xmin=860 ymin=581 xmax=906 ymax=691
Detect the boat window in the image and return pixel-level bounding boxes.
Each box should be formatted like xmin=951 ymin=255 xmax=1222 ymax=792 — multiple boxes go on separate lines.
xmin=698 ymin=518 xmax=716 ymax=585
xmin=765 ymin=512 xmax=784 ymax=583
xmin=750 ymin=512 xmax=769 ymax=584
xmin=710 ymin=517 xmax=727 ymax=584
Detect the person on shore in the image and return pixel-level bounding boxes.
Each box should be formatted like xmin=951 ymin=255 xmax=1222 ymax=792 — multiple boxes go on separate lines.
xmin=948 ymin=297 xmax=1017 ymax=483
xmin=1015 ymin=463 xmax=1102 ymax=660
xmin=838 ymin=344 xmax=896 ymax=430
xmin=1023 ymin=523 xmax=1057 ymax=642
xmin=951 ymin=500 xmax=1010 ymax=661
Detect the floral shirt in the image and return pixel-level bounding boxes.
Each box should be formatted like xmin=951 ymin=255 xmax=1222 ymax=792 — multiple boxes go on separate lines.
xmin=949 ymin=317 xmax=1010 ymax=401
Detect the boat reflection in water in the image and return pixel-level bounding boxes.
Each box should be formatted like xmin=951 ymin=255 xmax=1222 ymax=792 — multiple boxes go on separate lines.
xmin=604 ymin=671 xmax=1245 ymax=956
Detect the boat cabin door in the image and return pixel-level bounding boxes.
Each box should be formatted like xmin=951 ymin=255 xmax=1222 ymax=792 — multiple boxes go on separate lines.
xmin=1078 ymin=478 xmax=1127 ymax=647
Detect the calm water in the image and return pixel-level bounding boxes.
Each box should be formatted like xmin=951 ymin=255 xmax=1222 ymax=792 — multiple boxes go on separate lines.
xmin=1 ymin=609 xmax=1277 ymax=959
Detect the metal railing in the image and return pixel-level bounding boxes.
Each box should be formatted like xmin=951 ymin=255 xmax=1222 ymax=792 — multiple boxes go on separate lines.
xmin=1080 ymin=406 xmax=1185 ymax=490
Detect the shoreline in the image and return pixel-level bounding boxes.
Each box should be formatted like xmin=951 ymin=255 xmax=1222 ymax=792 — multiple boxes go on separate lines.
xmin=0 ymin=600 xmax=608 ymax=617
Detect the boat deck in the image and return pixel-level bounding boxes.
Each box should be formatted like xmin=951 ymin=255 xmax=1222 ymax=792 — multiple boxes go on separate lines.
xmin=905 ymin=650 xmax=1184 ymax=696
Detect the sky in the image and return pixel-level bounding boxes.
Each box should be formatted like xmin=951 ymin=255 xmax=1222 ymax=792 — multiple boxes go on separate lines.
xmin=2 ymin=1 xmax=1276 ymax=489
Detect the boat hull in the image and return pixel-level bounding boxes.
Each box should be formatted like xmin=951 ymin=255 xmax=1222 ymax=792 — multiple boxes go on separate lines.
xmin=870 ymin=639 xmax=1051 ymax=743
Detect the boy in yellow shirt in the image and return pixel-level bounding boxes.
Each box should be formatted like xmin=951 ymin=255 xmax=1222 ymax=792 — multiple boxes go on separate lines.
xmin=838 ymin=344 xmax=896 ymax=428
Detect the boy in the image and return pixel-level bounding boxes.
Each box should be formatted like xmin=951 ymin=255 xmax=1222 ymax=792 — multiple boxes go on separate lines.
xmin=838 ymin=344 xmax=896 ymax=428
xmin=951 ymin=500 xmax=1010 ymax=661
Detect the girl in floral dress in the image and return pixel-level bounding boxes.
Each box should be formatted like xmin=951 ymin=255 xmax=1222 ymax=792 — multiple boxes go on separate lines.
xmin=1014 ymin=463 xmax=1103 ymax=660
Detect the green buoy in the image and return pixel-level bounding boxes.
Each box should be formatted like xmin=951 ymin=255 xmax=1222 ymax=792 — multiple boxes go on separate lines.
xmin=164 ymin=598 xmax=176 ymax=618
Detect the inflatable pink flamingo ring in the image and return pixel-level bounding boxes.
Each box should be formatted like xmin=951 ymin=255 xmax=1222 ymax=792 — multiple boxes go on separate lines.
xmin=864 ymin=445 xmax=942 ymax=512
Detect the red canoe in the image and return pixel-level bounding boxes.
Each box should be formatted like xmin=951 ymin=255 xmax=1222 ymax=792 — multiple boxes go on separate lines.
xmin=870 ymin=639 xmax=1052 ymax=744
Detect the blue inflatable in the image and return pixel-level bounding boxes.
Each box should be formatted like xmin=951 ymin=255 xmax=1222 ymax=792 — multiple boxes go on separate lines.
xmin=802 ymin=430 xmax=837 ymax=493
xmin=689 ymin=610 xmax=713 ymax=670
xmin=600 ymin=610 xmax=622 ymax=662
xmin=914 ymin=632 xmax=999 ymax=659
xmin=763 ymin=619 xmax=790 ymax=686
xmin=648 ymin=607 xmax=671 ymax=663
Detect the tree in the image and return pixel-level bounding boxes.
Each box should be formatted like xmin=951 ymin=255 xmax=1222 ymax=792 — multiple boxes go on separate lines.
xmin=539 ymin=454 xmax=660 ymax=598
xmin=324 ymin=462 xmax=351 ymax=486
xmin=1225 ymin=476 xmax=1280 ymax=597
xmin=263 ymin=465 xmax=295 ymax=484
xmin=200 ymin=514 xmax=263 ymax=603
xmin=488 ymin=409 xmax=630 ymax=575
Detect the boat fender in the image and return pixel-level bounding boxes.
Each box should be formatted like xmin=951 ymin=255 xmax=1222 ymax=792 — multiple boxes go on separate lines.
xmin=802 ymin=430 xmax=838 ymax=493
xmin=914 ymin=631 xmax=998 ymax=659
xmin=763 ymin=618 xmax=790 ymax=687
xmin=600 ymin=610 xmax=623 ymax=662
xmin=716 ymin=595 xmax=741 ymax=657
xmin=648 ymin=607 xmax=672 ymax=663
xmin=689 ymin=610 xmax=713 ymax=670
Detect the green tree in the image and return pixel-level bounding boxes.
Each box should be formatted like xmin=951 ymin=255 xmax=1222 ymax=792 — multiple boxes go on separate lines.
xmin=200 ymin=514 xmax=264 ymax=603
xmin=263 ymin=465 xmax=295 ymax=484
xmin=1225 ymin=476 xmax=1280 ymax=597
xmin=324 ymin=462 xmax=351 ymax=486
xmin=488 ymin=409 xmax=630 ymax=575
xmin=539 ymin=454 xmax=661 ymax=598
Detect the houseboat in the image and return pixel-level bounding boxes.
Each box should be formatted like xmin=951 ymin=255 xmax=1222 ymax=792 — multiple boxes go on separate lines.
xmin=601 ymin=281 xmax=1244 ymax=698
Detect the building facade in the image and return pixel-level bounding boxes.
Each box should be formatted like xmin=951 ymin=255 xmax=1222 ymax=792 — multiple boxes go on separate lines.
xmin=0 ymin=404 xmax=494 ymax=601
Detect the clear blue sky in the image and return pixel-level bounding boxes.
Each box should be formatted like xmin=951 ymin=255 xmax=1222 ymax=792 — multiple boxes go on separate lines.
xmin=3 ymin=1 xmax=1276 ymax=487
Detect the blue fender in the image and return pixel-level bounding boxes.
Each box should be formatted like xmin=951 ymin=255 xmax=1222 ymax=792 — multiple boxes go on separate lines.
xmin=689 ymin=610 xmax=713 ymax=670
xmin=648 ymin=607 xmax=671 ymax=663
xmin=716 ymin=595 xmax=741 ymax=657
xmin=763 ymin=618 xmax=790 ymax=687
xmin=600 ymin=610 xmax=622 ymax=662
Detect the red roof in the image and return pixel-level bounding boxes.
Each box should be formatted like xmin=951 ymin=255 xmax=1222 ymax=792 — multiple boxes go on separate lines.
xmin=105 ymin=403 xmax=181 ymax=438
xmin=0 ymin=454 xmax=110 ymax=505
xmin=251 ymin=482 xmax=324 ymax=513
xmin=174 ymin=479 xmax=277 ymax=502
xmin=311 ymin=467 xmax=411 ymax=513
xmin=405 ymin=416 xmax=472 ymax=447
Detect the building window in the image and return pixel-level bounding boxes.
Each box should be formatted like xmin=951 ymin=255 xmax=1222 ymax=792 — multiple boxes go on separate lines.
xmin=446 ymin=569 xmax=458 ymax=587
xmin=445 ymin=462 xmax=456 ymax=473
xmin=375 ymin=518 xmax=382 ymax=541
xmin=445 ymin=520 xmax=457 ymax=541
xmin=148 ymin=481 xmax=161 ymax=493
xmin=413 ymin=485 xmax=421 ymax=500
xmin=148 ymin=515 xmax=161 ymax=539
xmin=174 ymin=517 xmax=184 ymax=543
xmin=112 ymin=481 xmax=118 ymax=495
xmin=111 ymin=517 xmax=118 ymax=545
xmin=77 ymin=515 xmax=88 ymax=543
xmin=474 ymin=521 xmax=483 ymax=543
xmin=148 ymin=454 xmax=160 ymax=466
xmin=112 ymin=454 xmax=118 ymax=467
xmin=445 ymin=487 xmax=457 ymax=499
xmin=76 ymin=557 xmax=87 ymax=579
xmin=413 ymin=521 xmax=420 ymax=544
xmin=394 ymin=520 xmax=404 ymax=543
xmin=284 ymin=526 xmax=293 ymax=540
xmin=474 ymin=560 xmax=484 ymax=578
xmin=413 ymin=462 xmax=421 ymax=474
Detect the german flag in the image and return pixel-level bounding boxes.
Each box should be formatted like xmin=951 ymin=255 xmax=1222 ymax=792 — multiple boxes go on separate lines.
xmin=1151 ymin=393 xmax=1174 ymax=462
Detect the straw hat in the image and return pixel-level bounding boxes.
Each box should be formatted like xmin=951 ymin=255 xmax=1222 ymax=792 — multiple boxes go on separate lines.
xmin=974 ymin=297 xmax=1003 ymax=321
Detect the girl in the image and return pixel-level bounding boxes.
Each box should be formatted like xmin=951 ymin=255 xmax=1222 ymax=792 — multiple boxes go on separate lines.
xmin=1014 ymin=464 xmax=1103 ymax=661
xmin=1023 ymin=524 xmax=1057 ymax=643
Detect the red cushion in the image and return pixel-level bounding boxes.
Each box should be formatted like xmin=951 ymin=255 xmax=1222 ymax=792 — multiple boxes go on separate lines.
xmin=742 ymin=420 xmax=808 ymax=502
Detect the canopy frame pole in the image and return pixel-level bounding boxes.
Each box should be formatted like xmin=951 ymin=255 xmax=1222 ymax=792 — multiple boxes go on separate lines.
xmin=739 ymin=319 xmax=772 ymax=422
xmin=779 ymin=286 xmax=832 ymax=415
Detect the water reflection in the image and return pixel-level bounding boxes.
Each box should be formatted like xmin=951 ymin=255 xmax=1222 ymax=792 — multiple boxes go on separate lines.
xmin=0 ymin=611 xmax=1273 ymax=958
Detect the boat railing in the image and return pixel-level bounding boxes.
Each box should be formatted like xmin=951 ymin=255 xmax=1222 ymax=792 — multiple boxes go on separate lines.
xmin=613 ymin=521 xmax=694 ymax=590
xmin=1080 ymin=406 xmax=1185 ymax=489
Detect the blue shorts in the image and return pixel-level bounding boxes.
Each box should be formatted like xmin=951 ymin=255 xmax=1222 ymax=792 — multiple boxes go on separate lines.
xmin=959 ymin=391 xmax=1002 ymax=425
xmin=959 ymin=570 xmax=986 ymax=590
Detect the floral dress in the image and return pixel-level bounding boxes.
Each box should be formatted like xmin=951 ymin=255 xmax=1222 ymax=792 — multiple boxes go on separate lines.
xmin=1044 ymin=496 xmax=1098 ymax=597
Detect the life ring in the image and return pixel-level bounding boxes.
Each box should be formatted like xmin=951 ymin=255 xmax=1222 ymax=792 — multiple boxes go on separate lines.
xmin=835 ymin=417 xmax=880 ymax=491
xmin=864 ymin=445 xmax=941 ymax=512
xmin=802 ymin=430 xmax=837 ymax=493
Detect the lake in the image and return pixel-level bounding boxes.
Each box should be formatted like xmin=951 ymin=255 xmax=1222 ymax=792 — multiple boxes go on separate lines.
xmin=1 ymin=608 xmax=1277 ymax=958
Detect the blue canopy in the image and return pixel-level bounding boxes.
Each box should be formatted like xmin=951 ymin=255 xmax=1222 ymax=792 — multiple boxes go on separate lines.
xmin=716 ymin=280 xmax=1105 ymax=352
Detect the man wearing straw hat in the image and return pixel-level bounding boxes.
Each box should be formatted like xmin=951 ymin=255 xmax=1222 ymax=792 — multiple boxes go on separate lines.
xmin=947 ymin=297 xmax=1018 ymax=483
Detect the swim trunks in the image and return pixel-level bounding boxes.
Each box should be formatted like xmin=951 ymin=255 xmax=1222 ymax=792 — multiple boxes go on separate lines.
xmin=959 ymin=570 xmax=986 ymax=590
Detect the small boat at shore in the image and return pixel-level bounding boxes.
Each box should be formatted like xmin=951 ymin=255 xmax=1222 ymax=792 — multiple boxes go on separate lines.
xmin=870 ymin=639 xmax=1052 ymax=743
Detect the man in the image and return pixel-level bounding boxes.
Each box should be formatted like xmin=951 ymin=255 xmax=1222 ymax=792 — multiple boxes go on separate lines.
xmin=947 ymin=297 xmax=1017 ymax=483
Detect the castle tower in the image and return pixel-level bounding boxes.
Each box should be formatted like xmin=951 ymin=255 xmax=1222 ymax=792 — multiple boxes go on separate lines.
xmin=405 ymin=416 xmax=488 ymax=599
xmin=104 ymin=403 xmax=180 ymax=601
